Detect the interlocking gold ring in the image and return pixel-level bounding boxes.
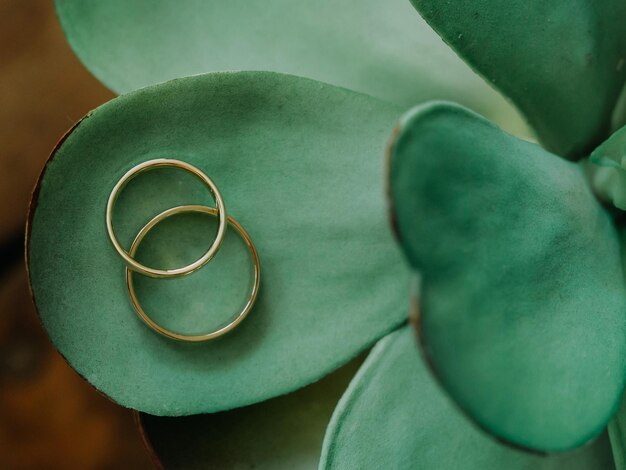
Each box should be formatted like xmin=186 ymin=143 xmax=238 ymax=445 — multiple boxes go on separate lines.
xmin=106 ymin=159 xmax=227 ymax=278
xmin=125 ymin=205 xmax=260 ymax=342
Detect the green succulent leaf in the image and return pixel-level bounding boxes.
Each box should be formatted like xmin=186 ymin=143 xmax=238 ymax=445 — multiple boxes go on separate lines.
xmin=609 ymin=393 xmax=626 ymax=470
xmin=608 ymin=228 xmax=626 ymax=470
xmin=409 ymin=0 xmax=626 ymax=158
xmin=589 ymin=123 xmax=626 ymax=210
xmin=140 ymin=357 xmax=361 ymax=469
xmin=320 ymin=327 xmax=616 ymax=469
xmin=388 ymin=101 xmax=626 ymax=451
xmin=26 ymin=71 xmax=410 ymax=415
xmin=53 ymin=0 xmax=529 ymax=135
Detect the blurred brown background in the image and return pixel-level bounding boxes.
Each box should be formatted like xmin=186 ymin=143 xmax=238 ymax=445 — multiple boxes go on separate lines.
xmin=0 ymin=0 xmax=152 ymax=467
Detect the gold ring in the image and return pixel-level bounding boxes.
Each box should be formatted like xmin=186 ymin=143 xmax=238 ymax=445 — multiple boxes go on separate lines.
xmin=125 ymin=205 xmax=261 ymax=342
xmin=106 ymin=159 xmax=227 ymax=278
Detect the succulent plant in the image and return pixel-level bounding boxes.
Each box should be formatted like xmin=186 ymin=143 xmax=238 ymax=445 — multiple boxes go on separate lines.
xmin=26 ymin=0 xmax=626 ymax=467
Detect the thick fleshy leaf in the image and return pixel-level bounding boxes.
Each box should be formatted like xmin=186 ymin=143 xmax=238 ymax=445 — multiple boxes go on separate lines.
xmin=589 ymin=124 xmax=626 ymax=210
xmin=26 ymin=71 xmax=410 ymax=415
xmin=409 ymin=0 xmax=626 ymax=157
xmin=586 ymin=128 xmax=626 ymax=468
xmin=609 ymin=395 xmax=626 ymax=470
xmin=53 ymin=0 xmax=529 ymax=136
xmin=608 ymin=228 xmax=626 ymax=470
xmin=388 ymin=101 xmax=626 ymax=451
xmin=320 ymin=327 xmax=616 ymax=469
xmin=139 ymin=357 xmax=361 ymax=469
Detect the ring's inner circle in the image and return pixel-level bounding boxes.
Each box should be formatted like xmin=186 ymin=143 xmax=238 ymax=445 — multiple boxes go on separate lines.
xmin=126 ymin=205 xmax=260 ymax=342
xmin=107 ymin=159 xmax=227 ymax=278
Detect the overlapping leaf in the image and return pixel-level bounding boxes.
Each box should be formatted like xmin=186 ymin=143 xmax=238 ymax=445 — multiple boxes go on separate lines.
xmin=140 ymin=358 xmax=361 ymax=469
xmin=26 ymin=71 xmax=410 ymax=414
xmin=321 ymin=328 xmax=616 ymax=469
xmin=387 ymin=101 xmax=626 ymax=451
xmin=410 ymin=0 xmax=626 ymax=157
xmin=54 ymin=0 xmax=528 ymax=135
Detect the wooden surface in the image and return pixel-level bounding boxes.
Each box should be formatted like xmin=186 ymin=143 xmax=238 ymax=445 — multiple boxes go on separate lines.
xmin=0 ymin=266 xmax=153 ymax=469
xmin=0 ymin=0 xmax=113 ymax=240
xmin=0 ymin=0 xmax=152 ymax=467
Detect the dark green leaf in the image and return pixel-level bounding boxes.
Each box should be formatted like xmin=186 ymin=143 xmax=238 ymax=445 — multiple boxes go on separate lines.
xmin=410 ymin=0 xmax=626 ymax=157
xmin=589 ymin=123 xmax=626 ymax=210
xmin=607 ymin=227 xmax=626 ymax=470
xmin=388 ymin=101 xmax=626 ymax=451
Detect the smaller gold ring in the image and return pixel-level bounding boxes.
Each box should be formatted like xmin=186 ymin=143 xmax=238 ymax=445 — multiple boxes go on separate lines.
xmin=106 ymin=159 xmax=227 ymax=278
xmin=126 ymin=205 xmax=260 ymax=342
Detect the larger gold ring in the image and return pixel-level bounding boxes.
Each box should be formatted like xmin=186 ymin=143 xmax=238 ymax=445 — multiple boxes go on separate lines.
xmin=126 ymin=205 xmax=261 ymax=342
xmin=106 ymin=159 xmax=227 ymax=278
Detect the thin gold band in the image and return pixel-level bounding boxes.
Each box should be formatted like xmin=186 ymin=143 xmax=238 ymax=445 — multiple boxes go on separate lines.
xmin=106 ymin=159 xmax=227 ymax=279
xmin=126 ymin=205 xmax=261 ymax=342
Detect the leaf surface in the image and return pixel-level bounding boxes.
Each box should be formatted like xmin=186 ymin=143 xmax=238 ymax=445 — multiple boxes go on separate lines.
xmin=27 ymin=71 xmax=409 ymax=414
xmin=321 ymin=328 xmax=616 ymax=469
xmin=388 ymin=101 xmax=626 ymax=451
xmin=140 ymin=358 xmax=361 ymax=469
xmin=53 ymin=0 xmax=528 ymax=135
xmin=410 ymin=0 xmax=626 ymax=156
